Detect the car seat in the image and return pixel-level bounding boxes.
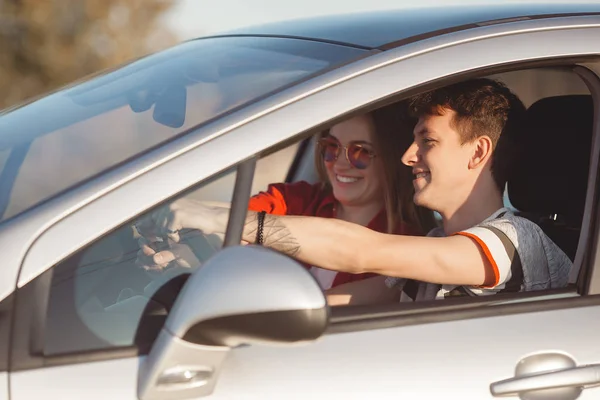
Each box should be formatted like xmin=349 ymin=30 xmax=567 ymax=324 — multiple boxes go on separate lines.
xmin=507 ymin=95 xmax=594 ymax=261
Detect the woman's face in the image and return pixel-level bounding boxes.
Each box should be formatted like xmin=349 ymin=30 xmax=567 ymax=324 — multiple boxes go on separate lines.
xmin=323 ymin=114 xmax=384 ymax=209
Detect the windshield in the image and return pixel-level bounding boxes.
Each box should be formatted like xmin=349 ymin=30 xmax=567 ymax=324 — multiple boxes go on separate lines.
xmin=0 ymin=36 xmax=366 ymax=223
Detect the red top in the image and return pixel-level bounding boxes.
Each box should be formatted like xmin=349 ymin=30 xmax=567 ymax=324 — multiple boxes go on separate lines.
xmin=248 ymin=181 xmax=422 ymax=288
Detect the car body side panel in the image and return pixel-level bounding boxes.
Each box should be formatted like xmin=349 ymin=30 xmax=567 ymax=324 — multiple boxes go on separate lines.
xmin=10 ymin=305 xmax=600 ymax=399
xmin=8 ymin=17 xmax=600 ymax=303
xmin=209 ymin=304 xmax=600 ymax=399
xmin=10 ymin=358 xmax=139 ymax=400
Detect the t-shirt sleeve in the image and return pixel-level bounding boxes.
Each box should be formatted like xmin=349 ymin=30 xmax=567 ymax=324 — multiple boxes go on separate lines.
xmin=466 ymin=216 xmax=572 ymax=292
xmin=456 ymin=223 xmax=518 ymax=289
xmin=247 ymin=181 xmax=322 ymax=216
xmin=384 ymin=223 xmax=517 ymax=294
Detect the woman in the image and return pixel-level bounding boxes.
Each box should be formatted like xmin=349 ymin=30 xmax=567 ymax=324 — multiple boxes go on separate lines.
xmin=138 ymin=102 xmax=436 ymax=297
xmin=245 ymin=104 xmax=434 ymax=290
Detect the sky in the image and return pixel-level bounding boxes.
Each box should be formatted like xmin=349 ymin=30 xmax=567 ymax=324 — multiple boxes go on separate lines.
xmin=164 ymin=0 xmax=600 ymax=40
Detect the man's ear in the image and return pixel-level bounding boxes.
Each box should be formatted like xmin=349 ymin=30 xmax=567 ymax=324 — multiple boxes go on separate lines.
xmin=468 ymin=136 xmax=493 ymax=170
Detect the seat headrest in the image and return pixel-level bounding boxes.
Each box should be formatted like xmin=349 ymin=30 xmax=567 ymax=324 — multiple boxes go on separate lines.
xmin=508 ymin=95 xmax=593 ymax=224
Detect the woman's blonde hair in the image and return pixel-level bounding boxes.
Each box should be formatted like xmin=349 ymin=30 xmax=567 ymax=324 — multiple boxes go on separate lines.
xmin=315 ymin=101 xmax=436 ymax=234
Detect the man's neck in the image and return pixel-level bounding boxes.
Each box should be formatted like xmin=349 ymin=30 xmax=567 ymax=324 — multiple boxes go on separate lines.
xmin=439 ymin=183 xmax=504 ymax=235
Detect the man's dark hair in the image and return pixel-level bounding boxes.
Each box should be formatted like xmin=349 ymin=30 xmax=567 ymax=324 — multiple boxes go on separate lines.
xmin=408 ymin=78 xmax=526 ymax=192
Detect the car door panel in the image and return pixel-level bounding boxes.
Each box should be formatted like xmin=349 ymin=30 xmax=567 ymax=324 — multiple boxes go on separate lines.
xmin=8 ymin=303 xmax=600 ymax=399
xmin=209 ymin=304 xmax=600 ymax=399
xmin=10 ymin=358 xmax=140 ymax=400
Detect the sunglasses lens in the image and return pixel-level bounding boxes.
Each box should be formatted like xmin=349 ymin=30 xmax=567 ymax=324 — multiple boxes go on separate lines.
xmin=348 ymin=144 xmax=371 ymax=169
xmin=320 ymin=140 xmax=339 ymax=163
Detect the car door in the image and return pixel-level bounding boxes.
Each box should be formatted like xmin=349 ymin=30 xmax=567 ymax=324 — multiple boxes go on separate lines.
xmin=8 ymin=14 xmax=600 ymax=400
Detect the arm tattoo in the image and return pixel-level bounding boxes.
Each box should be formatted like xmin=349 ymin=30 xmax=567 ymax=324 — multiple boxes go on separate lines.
xmin=243 ymin=212 xmax=300 ymax=257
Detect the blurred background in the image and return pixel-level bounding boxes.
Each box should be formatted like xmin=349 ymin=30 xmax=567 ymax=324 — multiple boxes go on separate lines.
xmin=2 ymin=0 xmax=599 ymax=110
xmin=0 ymin=0 xmax=178 ymax=109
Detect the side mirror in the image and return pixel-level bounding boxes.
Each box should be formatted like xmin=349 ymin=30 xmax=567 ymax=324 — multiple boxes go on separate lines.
xmin=138 ymin=245 xmax=328 ymax=400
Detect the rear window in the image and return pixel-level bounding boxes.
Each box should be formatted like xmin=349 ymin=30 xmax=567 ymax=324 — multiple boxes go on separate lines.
xmin=0 ymin=36 xmax=366 ymax=223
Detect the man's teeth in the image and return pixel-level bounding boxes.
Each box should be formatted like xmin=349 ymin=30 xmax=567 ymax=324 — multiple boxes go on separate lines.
xmin=336 ymin=175 xmax=359 ymax=183
xmin=415 ymin=172 xmax=429 ymax=179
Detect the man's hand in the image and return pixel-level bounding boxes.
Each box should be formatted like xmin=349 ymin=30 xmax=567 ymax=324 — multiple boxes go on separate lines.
xmin=136 ymin=237 xmax=201 ymax=271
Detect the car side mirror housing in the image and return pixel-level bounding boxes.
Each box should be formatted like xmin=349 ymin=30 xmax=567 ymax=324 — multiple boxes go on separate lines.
xmin=138 ymin=245 xmax=328 ymax=400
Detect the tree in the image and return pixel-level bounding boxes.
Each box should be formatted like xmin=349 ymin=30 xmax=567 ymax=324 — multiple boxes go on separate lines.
xmin=0 ymin=0 xmax=178 ymax=109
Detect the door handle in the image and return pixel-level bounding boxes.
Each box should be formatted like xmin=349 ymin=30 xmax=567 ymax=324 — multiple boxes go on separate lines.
xmin=490 ymin=352 xmax=600 ymax=400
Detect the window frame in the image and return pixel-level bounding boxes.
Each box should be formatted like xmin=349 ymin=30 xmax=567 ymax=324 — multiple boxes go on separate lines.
xmin=8 ymin=18 xmax=600 ymax=371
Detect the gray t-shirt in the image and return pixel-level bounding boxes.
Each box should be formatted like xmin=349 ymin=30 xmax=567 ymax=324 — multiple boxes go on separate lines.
xmin=385 ymin=208 xmax=573 ymax=301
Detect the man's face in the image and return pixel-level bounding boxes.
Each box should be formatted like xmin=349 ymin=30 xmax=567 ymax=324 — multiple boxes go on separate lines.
xmin=401 ymin=109 xmax=476 ymax=213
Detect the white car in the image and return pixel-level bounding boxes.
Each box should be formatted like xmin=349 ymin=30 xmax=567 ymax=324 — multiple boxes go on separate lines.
xmin=1 ymin=3 xmax=600 ymax=400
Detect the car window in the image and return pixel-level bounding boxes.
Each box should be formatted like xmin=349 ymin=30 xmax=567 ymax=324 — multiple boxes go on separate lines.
xmin=42 ymin=139 xmax=302 ymax=357
xmin=253 ymin=143 xmax=301 ymax=193
xmin=0 ymin=37 xmax=366 ymax=223
xmin=38 ymin=66 xmax=596 ymax=360
xmin=44 ymin=167 xmax=237 ymax=356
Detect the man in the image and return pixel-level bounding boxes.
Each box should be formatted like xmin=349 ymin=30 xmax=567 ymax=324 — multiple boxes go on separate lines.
xmin=144 ymin=78 xmax=572 ymax=304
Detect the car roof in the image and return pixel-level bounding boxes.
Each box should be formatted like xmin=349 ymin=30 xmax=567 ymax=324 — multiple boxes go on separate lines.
xmin=214 ymin=3 xmax=600 ymax=49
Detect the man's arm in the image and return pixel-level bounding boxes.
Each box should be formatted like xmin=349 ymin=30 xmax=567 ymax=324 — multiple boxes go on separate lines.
xmin=243 ymin=213 xmax=496 ymax=287
xmin=146 ymin=201 xmax=495 ymax=287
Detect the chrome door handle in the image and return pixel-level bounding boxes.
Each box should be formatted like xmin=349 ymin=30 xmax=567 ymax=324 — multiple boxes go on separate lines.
xmin=490 ymin=352 xmax=600 ymax=400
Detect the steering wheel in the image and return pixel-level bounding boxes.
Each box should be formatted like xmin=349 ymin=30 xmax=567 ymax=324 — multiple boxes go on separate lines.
xmin=141 ymin=229 xmax=223 ymax=296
